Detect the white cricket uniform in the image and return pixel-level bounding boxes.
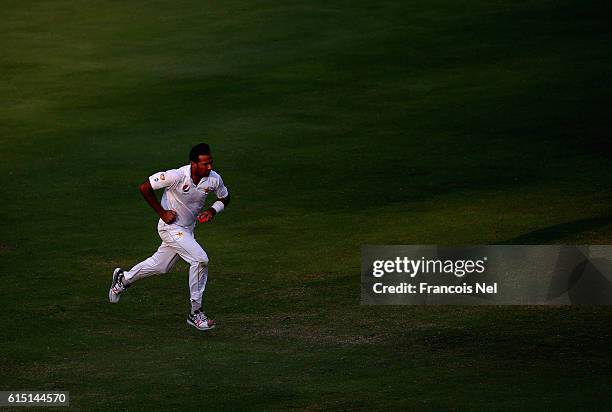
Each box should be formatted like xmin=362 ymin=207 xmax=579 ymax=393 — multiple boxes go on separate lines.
xmin=123 ymin=165 xmax=229 ymax=312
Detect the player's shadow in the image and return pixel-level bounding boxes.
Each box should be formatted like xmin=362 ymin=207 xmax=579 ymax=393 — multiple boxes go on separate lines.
xmin=496 ymin=215 xmax=612 ymax=244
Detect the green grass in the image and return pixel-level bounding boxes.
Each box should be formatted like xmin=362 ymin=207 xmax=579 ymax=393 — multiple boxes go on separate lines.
xmin=2 ymin=0 xmax=612 ymax=409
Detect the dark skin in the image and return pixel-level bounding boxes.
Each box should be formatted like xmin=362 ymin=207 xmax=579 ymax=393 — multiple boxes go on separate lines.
xmin=139 ymin=154 xmax=230 ymax=224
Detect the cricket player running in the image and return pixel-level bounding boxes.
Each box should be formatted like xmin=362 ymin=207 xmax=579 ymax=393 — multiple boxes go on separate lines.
xmin=108 ymin=143 xmax=230 ymax=331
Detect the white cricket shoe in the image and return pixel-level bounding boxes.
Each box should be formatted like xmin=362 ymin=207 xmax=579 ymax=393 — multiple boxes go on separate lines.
xmin=108 ymin=268 xmax=129 ymax=303
xmin=187 ymin=310 xmax=216 ymax=331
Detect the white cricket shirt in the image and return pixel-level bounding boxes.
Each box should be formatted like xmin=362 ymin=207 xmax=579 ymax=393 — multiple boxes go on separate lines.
xmin=149 ymin=165 xmax=229 ymax=229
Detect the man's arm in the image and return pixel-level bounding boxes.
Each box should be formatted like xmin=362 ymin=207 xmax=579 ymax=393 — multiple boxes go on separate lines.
xmin=139 ymin=180 xmax=177 ymax=224
xmin=197 ymin=193 xmax=230 ymax=223
xmin=219 ymin=193 xmax=230 ymax=207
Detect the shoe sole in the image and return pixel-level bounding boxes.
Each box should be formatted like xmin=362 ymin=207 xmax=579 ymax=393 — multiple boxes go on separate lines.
xmin=108 ymin=268 xmax=122 ymax=304
xmin=186 ymin=318 xmax=216 ymax=331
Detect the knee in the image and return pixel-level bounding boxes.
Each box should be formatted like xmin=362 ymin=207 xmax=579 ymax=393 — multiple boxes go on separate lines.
xmin=149 ymin=258 xmax=166 ymax=273
xmin=151 ymin=258 xmax=173 ymax=274
xmin=190 ymin=254 xmax=209 ymax=267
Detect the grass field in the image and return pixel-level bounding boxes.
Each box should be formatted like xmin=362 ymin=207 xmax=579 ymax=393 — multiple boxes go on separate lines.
xmin=2 ymin=0 xmax=612 ymax=409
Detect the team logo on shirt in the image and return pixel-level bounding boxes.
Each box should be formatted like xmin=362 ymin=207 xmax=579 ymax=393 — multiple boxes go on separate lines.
xmin=182 ymin=184 xmax=190 ymax=192
xmin=160 ymin=174 xmax=165 ymax=181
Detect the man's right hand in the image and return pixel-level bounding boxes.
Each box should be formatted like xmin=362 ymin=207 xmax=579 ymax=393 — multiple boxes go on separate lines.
xmin=159 ymin=210 xmax=177 ymax=224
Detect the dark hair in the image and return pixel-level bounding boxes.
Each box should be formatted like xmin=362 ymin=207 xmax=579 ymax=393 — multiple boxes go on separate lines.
xmin=189 ymin=143 xmax=211 ymax=162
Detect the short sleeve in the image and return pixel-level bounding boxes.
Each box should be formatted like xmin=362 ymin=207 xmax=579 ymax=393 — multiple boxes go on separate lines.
xmin=149 ymin=169 xmax=180 ymax=190
xmin=216 ymin=175 xmax=229 ymax=198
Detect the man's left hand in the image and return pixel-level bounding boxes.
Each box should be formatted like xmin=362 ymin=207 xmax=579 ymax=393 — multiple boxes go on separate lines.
xmin=197 ymin=208 xmax=216 ymax=223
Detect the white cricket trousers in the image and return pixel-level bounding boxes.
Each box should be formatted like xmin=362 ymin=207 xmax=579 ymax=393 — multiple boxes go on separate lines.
xmin=123 ymin=221 xmax=209 ymax=313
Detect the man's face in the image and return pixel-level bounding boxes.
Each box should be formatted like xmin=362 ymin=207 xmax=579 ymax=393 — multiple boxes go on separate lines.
xmin=191 ymin=154 xmax=213 ymax=179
